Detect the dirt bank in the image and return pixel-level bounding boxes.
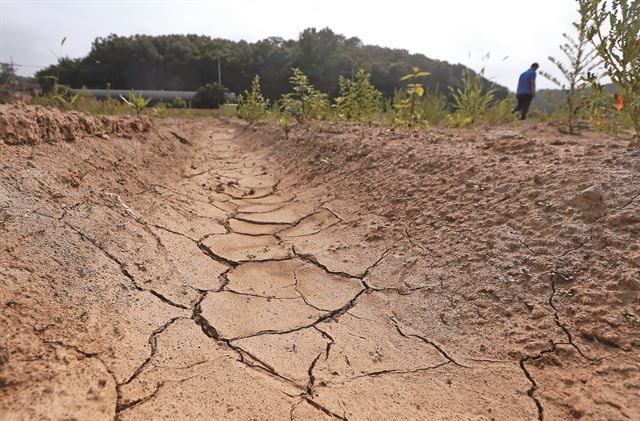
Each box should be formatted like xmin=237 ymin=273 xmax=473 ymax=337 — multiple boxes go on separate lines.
xmin=1 ymin=105 xmax=638 ymax=420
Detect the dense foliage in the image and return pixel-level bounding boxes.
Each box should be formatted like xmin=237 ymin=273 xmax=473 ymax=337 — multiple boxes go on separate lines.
xmin=192 ymin=83 xmax=228 ymax=108
xmin=36 ymin=28 xmax=507 ymax=101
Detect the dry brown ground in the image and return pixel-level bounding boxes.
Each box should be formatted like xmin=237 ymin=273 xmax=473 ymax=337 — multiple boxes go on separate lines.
xmin=0 ymin=105 xmax=638 ymax=420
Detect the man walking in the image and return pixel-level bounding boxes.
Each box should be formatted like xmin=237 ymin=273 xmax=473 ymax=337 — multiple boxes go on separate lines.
xmin=514 ymin=63 xmax=539 ymax=120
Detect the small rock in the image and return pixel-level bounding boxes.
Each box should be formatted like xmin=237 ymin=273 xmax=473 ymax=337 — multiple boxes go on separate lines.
xmin=495 ymin=184 xmax=512 ymax=193
xmin=573 ymin=185 xmax=603 ymax=210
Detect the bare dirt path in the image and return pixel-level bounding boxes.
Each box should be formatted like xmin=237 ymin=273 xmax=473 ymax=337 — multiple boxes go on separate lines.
xmin=1 ymin=105 xmax=639 ymax=420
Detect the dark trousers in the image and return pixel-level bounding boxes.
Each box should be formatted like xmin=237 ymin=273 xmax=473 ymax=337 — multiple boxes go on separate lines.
xmin=514 ymin=94 xmax=533 ymax=120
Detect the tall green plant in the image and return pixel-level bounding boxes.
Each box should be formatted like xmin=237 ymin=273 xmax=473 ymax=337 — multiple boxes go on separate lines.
xmin=541 ymin=20 xmax=600 ymax=133
xmin=237 ymin=75 xmax=270 ymax=124
xmin=579 ymin=0 xmax=640 ymax=138
xmin=280 ymin=68 xmax=328 ymax=123
xmin=450 ymin=69 xmax=496 ymax=125
xmin=396 ymin=67 xmax=430 ymax=128
xmin=335 ymin=69 xmax=383 ymax=124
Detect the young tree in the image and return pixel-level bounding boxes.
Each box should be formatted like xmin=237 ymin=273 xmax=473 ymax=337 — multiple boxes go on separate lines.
xmin=335 ymin=69 xmax=383 ymax=124
xmin=280 ymin=68 xmax=328 ymax=123
xmin=579 ymin=0 xmax=640 ymax=138
xmin=237 ymin=75 xmax=270 ymax=124
xmin=541 ymin=20 xmax=600 ymax=134
xmin=396 ymin=67 xmax=430 ymax=128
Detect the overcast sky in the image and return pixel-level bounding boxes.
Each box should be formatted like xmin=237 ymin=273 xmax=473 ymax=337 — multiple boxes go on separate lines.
xmin=1 ymin=0 xmax=581 ymax=91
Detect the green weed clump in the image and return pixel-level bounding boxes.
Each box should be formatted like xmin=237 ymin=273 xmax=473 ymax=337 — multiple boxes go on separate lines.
xmin=280 ymin=68 xmax=329 ymax=123
xmin=120 ymin=90 xmax=150 ymax=115
xmin=237 ymin=75 xmax=270 ymax=124
xmin=32 ymin=75 xmax=79 ymax=110
xmin=335 ymin=69 xmax=383 ymax=125
xmin=169 ymin=96 xmax=187 ymax=109
xmin=449 ymin=69 xmax=496 ymax=127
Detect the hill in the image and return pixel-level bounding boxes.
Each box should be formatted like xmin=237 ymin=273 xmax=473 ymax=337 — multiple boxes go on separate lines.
xmin=36 ymin=28 xmax=508 ymax=100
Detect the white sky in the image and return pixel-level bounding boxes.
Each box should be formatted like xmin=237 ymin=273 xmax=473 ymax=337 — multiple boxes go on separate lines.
xmin=0 ymin=0 xmax=580 ymax=91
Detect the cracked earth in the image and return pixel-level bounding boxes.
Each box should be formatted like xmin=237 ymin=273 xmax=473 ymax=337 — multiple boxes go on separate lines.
xmin=1 ymin=105 xmax=639 ymax=420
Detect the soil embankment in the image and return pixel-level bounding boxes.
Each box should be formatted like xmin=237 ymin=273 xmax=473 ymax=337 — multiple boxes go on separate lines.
xmin=1 ymin=105 xmax=638 ymax=420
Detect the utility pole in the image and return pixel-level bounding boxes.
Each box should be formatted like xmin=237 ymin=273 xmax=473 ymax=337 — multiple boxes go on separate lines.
xmin=217 ymin=57 xmax=222 ymax=85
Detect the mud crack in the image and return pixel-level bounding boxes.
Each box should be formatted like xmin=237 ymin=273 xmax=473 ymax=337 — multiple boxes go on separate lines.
xmin=390 ymin=318 xmax=468 ymax=368
xmin=65 ymin=223 xmax=190 ymax=310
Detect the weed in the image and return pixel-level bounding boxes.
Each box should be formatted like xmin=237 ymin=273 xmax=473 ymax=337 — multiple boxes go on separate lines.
xmin=394 ymin=67 xmax=430 ymax=128
xmin=450 ymin=68 xmax=496 ymax=126
xmin=335 ymin=69 xmax=383 ymax=125
xmin=279 ymin=113 xmax=293 ymax=139
xmin=237 ymin=75 xmax=270 ymax=124
xmin=120 ymin=90 xmax=150 ymax=115
xmin=280 ymin=68 xmax=329 ymax=123
xmin=169 ymin=96 xmax=187 ymax=109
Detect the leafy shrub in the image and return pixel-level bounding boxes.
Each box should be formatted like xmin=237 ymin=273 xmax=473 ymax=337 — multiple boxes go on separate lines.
xmin=450 ymin=69 xmax=496 ymax=125
xmin=169 ymin=96 xmax=187 ymax=108
xmin=280 ymin=68 xmax=329 ymax=123
xmin=192 ymin=83 xmax=228 ymax=109
xmin=237 ymin=75 xmax=270 ymax=124
xmin=335 ymin=69 xmax=383 ymax=124
xmin=579 ymin=0 xmax=640 ymax=138
xmin=32 ymin=75 xmax=79 ymax=110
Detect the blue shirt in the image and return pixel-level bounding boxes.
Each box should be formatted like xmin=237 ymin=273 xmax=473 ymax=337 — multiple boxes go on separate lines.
xmin=517 ymin=69 xmax=537 ymax=95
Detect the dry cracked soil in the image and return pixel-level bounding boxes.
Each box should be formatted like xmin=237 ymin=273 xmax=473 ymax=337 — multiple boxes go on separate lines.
xmin=0 ymin=104 xmax=639 ymax=420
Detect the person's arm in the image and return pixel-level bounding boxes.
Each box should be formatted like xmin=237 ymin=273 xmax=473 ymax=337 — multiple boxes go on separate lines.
xmin=531 ymin=76 xmax=536 ymax=97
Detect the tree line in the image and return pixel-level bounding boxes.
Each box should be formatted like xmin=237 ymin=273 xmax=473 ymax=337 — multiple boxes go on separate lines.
xmin=36 ymin=28 xmax=507 ymax=101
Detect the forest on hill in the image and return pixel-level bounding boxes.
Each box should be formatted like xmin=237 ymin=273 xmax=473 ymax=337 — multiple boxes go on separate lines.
xmin=36 ymin=28 xmax=508 ymax=100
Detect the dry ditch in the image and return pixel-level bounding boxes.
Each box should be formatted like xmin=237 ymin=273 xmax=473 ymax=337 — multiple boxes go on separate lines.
xmin=1 ymin=105 xmax=638 ymax=420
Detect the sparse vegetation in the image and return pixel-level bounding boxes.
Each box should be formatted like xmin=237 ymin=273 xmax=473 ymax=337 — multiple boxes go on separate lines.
xmin=32 ymin=75 xmax=79 ymax=109
xmin=541 ymin=19 xmax=600 ymax=133
xmin=120 ymin=90 xmax=150 ymax=115
xmin=169 ymin=96 xmax=187 ymax=109
xmin=579 ymin=0 xmax=640 ymax=138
